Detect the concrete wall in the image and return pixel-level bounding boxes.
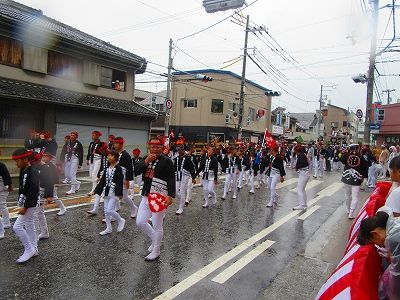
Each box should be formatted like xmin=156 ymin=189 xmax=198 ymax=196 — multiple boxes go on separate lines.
xmin=322 ymin=105 xmax=349 ymax=137
xmin=170 ymin=73 xmax=271 ymax=137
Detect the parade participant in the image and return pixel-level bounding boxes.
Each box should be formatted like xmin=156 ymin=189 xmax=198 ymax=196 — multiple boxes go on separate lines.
xmin=60 ymin=135 xmax=70 ymax=168
xmin=379 ymin=145 xmax=390 ymax=178
xmin=108 ymin=135 xmax=115 ymax=150
xmin=12 ymin=148 xmax=39 ymax=263
xmin=0 ymin=161 xmax=12 ymax=236
xmin=290 ymin=142 xmax=297 ymax=169
xmin=41 ymin=153 xmax=66 ymax=216
xmin=259 ymin=149 xmax=270 ymax=187
xmin=134 ymin=136 xmax=175 ymax=261
xmin=65 ymin=131 xmax=83 ymax=195
xmin=196 ymin=146 xmax=218 ymax=208
xmin=90 ymin=150 xmax=125 ymax=235
xmin=30 ymin=152 xmax=58 ymax=240
xmin=87 ymin=142 xmax=108 ymax=215
xmin=248 ymin=151 xmax=260 ymax=194
xmin=385 ymin=157 xmax=400 ymax=217
xmin=185 ymin=146 xmax=198 ymax=205
xmin=24 ymin=129 xmax=41 ymax=152
xmin=113 ymin=137 xmax=138 ymax=219
xmin=313 ymin=142 xmax=326 ymax=178
xmin=332 ymin=146 xmax=341 ymax=171
xmin=38 ymin=131 xmax=58 ymax=157
xmin=131 ymin=148 xmax=143 ymax=196
xmin=357 ymin=210 xmax=400 ymax=300
xmin=266 ymin=143 xmax=286 ymax=208
xmin=293 ymin=144 xmax=310 ymax=210
xmin=306 ymin=142 xmax=315 ymax=170
xmin=87 ymin=131 xmax=104 ymax=194
xmin=237 ymin=148 xmax=250 ymax=189
xmin=341 ymin=144 xmax=368 ymax=219
xmin=389 ymin=145 xmax=399 ymax=168
xmin=173 ymin=145 xmax=196 ymax=215
xmin=221 ymin=147 xmax=241 ymax=200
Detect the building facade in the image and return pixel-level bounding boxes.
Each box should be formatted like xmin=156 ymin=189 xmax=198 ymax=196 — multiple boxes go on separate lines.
xmin=374 ymin=103 xmax=400 ymax=146
xmin=0 ymin=1 xmax=157 ymax=160
xmin=169 ymin=69 xmax=272 ymax=143
xmin=321 ymin=104 xmax=353 ymax=144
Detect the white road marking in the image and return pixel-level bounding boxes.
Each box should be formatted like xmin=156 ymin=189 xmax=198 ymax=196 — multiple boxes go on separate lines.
xmin=276 ymin=178 xmax=298 ymax=189
xmin=154 ymin=183 xmax=343 ymax=299
xmin=212 ymin=240 xmax=275 ymax=284
xmin=290 ymin=179 xmax=323 ymax=192
xmin=297 ymin=205 xmax=321 ymax=220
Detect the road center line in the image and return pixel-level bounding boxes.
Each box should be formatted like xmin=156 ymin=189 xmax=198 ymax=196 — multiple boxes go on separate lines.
xmin=297 ymin=205 xmax=321 ymax=220
xmin=212 ymin=240 xmax=275 ymax=284
xmin=153 ymin=183 xmax=343 ymax=300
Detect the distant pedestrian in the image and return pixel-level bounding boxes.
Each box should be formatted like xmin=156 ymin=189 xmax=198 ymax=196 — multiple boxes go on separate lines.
xmin=266 ymin=143 xmax=286 ymax=208
xmin=293 ymin=144 xmax=310 ymax=210
xmin=0 ymin=161 xmax=13 ymax=239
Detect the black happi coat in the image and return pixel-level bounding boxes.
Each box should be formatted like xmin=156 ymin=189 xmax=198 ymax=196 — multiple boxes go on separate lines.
xmin=94 ymin=165 xmax=124 ymax=197
xmin=18 ymin=166 xmax=39 ymax=208
xmin=135 ymin=154 xmax=176 ymax=198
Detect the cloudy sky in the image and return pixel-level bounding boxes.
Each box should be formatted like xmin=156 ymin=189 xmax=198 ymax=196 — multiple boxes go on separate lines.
xmin=18 ymin=0 xmax=400 ymax=114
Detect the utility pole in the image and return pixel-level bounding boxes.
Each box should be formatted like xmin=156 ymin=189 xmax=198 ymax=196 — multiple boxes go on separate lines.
xmin=364 ymin=0 xmax=379 ymax=144
xmin=317 ymin=84 xmax=323 ymax=140
xmin=382 ymin=89 xmax=395 ymax=104
xmin=237 ymin=15 xmax=250 ymax=141
xmin=164 ymin=38 xmax=173 ymax=138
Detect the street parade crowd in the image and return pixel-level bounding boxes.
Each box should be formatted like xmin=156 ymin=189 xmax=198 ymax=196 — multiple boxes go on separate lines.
xmin=0 ymin=129 xmax=400 ymax=297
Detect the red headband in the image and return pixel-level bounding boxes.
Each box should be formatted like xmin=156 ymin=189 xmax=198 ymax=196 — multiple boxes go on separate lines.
xmin=114 ymin=138 xmax=125 ymax=144
xmin=12 ymin=150 xmax=33 ymax=161
xmin=132 ymin=149 xmax=141 ymax=155
xmin=148 ymin=140 xmax=163 ymax=145
xmin=92 ymin=131 xmax=102 ymax=136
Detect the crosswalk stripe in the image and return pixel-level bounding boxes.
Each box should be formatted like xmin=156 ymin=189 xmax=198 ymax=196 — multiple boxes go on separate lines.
xmin=297 ymin=205 xmax=321 ymax=220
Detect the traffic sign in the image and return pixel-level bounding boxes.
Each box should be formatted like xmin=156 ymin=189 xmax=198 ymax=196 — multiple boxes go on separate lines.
xmin=369 ymin=123 xmax=381 ymax=130
xmin=356 ymin=109 xmax=363 ymax=119
xmin=165 ymin=99 xmax=172 ymax=110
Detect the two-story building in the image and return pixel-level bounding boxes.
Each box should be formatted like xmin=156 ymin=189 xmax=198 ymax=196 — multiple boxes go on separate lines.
xmin=0 ymin=0 xmax=157 ymax=159
xmin=169 ymin=69 xmax=272 ymax=144
xmin=373 ymin=103 xmax=400 ymax=146
xmin=321 ymin=104 xmax=352 ymax=143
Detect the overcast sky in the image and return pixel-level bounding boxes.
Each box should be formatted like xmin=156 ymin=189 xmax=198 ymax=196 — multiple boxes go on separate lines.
xmin=18 ymin=0 xmax=400 ymax=114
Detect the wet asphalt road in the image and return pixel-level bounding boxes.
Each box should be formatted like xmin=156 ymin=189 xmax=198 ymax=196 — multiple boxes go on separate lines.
xmin=0 ymin=168 xmax=369 ymax=300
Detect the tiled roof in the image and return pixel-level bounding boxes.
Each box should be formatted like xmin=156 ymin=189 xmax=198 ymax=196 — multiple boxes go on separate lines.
xmin=0 ymin=77 xmax=157 ymax=118
xmin=0 ymin=0 xmax=147 ymax=73
xmin=290 ymin=113 xmax=317 ymax=129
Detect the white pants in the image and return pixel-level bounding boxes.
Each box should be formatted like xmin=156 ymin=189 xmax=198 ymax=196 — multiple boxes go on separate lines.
xmin=53 ymin=186 xmax=66 ymax=213
xmin=268 ymin=174 xmax=281 ymax=205
xmin=103 ymin=195 xmax=123 ymax=230
xmin=0 ymin=217 xmax=3 ymax=235
xmin=249 ymin=172 xmax=258 ymax=192
xmin=223 ymin=173 xmax=238 ymax=197
xmin=13 ymin=207 xmax=37 ymax=252
xmin=176 ymin=175 xmax=190 ymax=211
xmin=291 ymin=156 xmax=297 ymax=169
xmin=186 ymin=179 xmax=193 ymax=202
xmin=297 ymin=170 xmax=310 ymax=207
xmin=313 ymin=158 xmax=324 ymax=177
xmin=65 ymin=158 xmax=80 ymax=192
xmin=136 ymin=196 xmax=166 ymax=251
xmin=367 ymin=163 xmax=378 ymax=187
xmin=115 ymin=188 xmax=138 ymax=214
xmin=89 ymin=159 xmax=102 ymax=192
xmin=343 ymin=184 xmax=360 ymax=213
xmin=0 ymin=192 xmax=10 ymax=226
xmin=35 ymin=205 xmax=48 ymax=236
xmin=202 ymin=179 xmax=216 ymax=206
xmin=332 ymin=161 xmax=340 ymax=171
xmin=377 ymin=163 xmax=387 ymax=178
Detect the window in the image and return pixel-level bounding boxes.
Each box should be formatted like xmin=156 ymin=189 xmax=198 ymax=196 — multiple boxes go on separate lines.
xmin=183 ymin=99 xmax=197 ymax=108
xmin=248 ymin=107 xmax=256 ymax=121
xmin=0 ymin=36 xmax=22 ymax=66
xmin=100 ymin=66 xmax=126 ymax=91
xmin=155 ymin=103 xmax=164 ymax=111
xmin=343 ymin=121 xmax=348 ymax=127
xmin=211 ymin=99 xmax=224 ymax=113
xmin=331 ymin=122 xmax=338 ymax=128
xmin=47 ymin=51 xmax=82 ymax=81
